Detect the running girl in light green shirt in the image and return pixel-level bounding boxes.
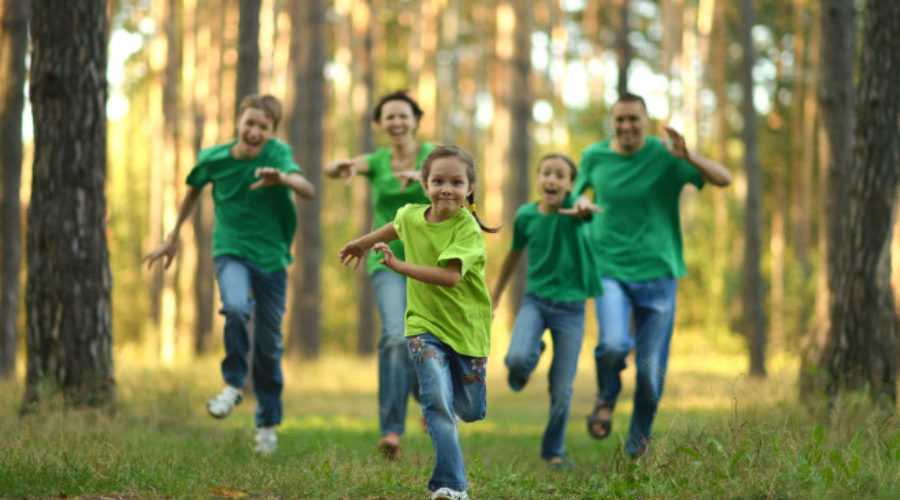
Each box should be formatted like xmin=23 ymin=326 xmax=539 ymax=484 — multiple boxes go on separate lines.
xmin=339 ymin=145 xmax=497 ymax=500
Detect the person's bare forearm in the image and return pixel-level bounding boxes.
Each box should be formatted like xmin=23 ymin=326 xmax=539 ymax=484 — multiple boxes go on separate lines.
xmin=491 ymin=250 xmax=522 ymax=304
xmin=169 ymin=187 xmax=202 ymax=238
xmin=392 ymin=260 xmax=462 ymax=287
xmin=283 ymin=172 xmax=315 ymax=199
xmin=688 ymin=152 xmax=732 ymax=187
xmin=358 ymin=222 xmax=399 ymax=250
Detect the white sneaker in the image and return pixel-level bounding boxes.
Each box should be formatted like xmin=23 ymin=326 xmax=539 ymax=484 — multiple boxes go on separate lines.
xmin=207 ymin=386 xmax=242 ymax=419
xmin=430 ymin=487 xmax=469 ymax=500
xmin=253 ymin=426 xmax=277 ymax=455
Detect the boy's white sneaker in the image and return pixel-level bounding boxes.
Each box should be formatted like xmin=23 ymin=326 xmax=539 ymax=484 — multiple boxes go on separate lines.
xmin=430 ymin=487 xmax=469 ymax=500
xmin=207 ymin=386 xmax=243 ymax=419
xmin=253 ymin=426 xmax=277 ymax=456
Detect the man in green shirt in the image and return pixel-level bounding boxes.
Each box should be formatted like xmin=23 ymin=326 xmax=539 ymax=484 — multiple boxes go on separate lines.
xmin=572 ymin=93 xmax=732 ymax=458
xmin=145 ymin=95 xmax=314 ymax=455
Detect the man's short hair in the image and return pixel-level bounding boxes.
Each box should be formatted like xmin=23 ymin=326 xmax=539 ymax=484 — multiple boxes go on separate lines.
xmin=614 ymin=92 xmax=647 ymax=113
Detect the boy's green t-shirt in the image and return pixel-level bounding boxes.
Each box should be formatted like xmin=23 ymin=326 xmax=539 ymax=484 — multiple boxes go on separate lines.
xmin=394 ymin=204 xmax=492 ymax=357
xmin=186 ymin=138 xmax=301 ymax=272
xmin=362 ymin=143 xmax=434 ymax=275
xmin=573 ymin=136 xmax=704 ymax=281
xmin=511 ymin=196 xmax=604 ymax=301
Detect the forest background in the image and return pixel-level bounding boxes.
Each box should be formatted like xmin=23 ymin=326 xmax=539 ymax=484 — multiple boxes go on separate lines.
xmin=1 ymin=0 xmax=899 ymax=409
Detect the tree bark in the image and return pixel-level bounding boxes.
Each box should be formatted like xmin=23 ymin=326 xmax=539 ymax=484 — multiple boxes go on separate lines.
xmin=504 ymin=0 xmax=533 ymax=315
xmin=740 ymin=0 xmax=766 ymax=377
xmin=287 ymin=0 xmax=324 ymax=358
xmin=24 ymin=0 xmax=114 ymax=409
xmin=822 ymin=0 xmax=900 ymax=405
xmin=615 ymin=0 xmax=631 ymax=95
xmin=0 ymin=0 xmax=29 ymax=379
xmin=235 ymin=0 xmax=261 ymax=111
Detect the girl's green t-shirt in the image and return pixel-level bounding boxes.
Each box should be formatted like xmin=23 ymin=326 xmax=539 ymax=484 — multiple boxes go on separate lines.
xmin=362 ymin=143 xmax=434 ymax=275
xmin=394 ymin=204 xmax=492 ymax=357
xmin=511 ymin=197 xmax=604 ymax=301
xmin=185 ymin=138 xmax=301 ymax=272
xmin=573 ymin=136 xmax=704 ymax=281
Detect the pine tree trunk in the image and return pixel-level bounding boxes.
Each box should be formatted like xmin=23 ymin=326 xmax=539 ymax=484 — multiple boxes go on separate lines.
xmin=0 ymin=0 xmax=28 ymax=379
xmin=615 ymin=0 xmax=631 ymax=95
xmin=504 ymin=0 xmax=533 ymax=315
xmin=24 ymin=0 xmax=114 ymax=409
xmin=822 ymin=0 xmax=900 ymax=405
xmin=235 ymin=0 xmax=261 ymax=109
xmin=740 ymin=0 xmax=766 ymax=377
xmin=287 ymin=0 xmax=324 ymax=358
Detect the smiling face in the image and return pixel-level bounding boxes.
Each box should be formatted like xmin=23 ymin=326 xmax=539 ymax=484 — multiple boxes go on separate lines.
xmin=423 ymin=157 xmax=473 ymax=221
xmin=378 ymin=99 xmax=418 ymax=146
xmin=611 ymin=100 xmax=648 ymax=154
xmin=233 ymin=107 xmax=275 ymax=159
xmin=537 ymin=157 xmax=575 ymax=211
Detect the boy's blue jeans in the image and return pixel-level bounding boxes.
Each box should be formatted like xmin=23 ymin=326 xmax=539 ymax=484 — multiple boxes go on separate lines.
xmin=370 ymin=270 xmax=419 ymax=436
xmin=505 ymin=293 xmax=585 ymax=460
xmin=593 ymin=276 xmax=677 ymax=456
xmin=408 ymin=333 xmax=487 ymax=492
xmin=214 ymin=255 xmax=287 ymax=428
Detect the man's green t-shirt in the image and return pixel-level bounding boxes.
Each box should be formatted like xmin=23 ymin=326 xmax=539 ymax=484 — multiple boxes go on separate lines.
xmin=186 ymin=138 xmax=301 ymax=272
xmin=511 ymin=196 xmax=604 ymax=301
xmin=573 ymin=136 xmax=704 ymax=281
xmin=394 ymin=204 xmax=492 ymax=357
xmin=362 ymin=143 xmax=434 ymax=275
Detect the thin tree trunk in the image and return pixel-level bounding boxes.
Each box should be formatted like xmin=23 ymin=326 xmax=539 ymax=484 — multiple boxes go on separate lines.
xmin=354 ymin=0 xmax=376 ymax=355
xmin=740 ymin=0 xmax=766 ymax=377
xmin=235 ymin=0 xmax=261 ymax=109
xmin=822 ymin=0 xmax=900 ymax=405
xmin=24 ymin=0 xmax=114 ymax=409
xmin=615 ymin=0 xmax=631 ymax=95
xmin=0 ymin=0 xmax=29 ymax=379
xmin=287 ymin=0 xmax=324 ymax=358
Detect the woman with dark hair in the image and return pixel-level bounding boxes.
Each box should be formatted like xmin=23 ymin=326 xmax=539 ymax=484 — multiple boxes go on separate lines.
xmin=324 ymin=90 xmax=433 ymax=459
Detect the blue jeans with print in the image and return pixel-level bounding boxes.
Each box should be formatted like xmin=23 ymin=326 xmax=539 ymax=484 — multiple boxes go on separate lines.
xmin=215 ymin=255 xmax=287 ymax=428
xmin=371 ymin=270 xmax=419 ymax=436
xmin=505 ymin=293 xmax=585 ymax=460
xmin=408 ymin=333 xmax=487 ymax=492
xmin=593 ymin=276 xmax=677 ymax=456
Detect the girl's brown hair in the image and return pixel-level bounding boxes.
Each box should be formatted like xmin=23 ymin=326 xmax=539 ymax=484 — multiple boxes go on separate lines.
xmin=539 ymin=153 xmax=578 ymax=181
xmin=421 ymin=145 xmax=499 ymax=233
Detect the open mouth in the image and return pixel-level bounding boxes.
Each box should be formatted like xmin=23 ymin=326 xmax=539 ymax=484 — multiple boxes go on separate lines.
xmin=542 ymin=187 xmax=560 ymax=196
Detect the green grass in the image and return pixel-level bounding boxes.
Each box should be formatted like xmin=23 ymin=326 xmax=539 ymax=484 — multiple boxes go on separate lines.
xmin=1 ymin=338 xmax=898 ymax=499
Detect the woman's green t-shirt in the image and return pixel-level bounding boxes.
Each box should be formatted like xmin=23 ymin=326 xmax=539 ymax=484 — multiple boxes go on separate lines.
xmin=362 ymin=143 xmax=434 ymax=275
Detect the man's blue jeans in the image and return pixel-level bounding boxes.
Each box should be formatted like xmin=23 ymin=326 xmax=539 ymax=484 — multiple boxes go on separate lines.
xmin=593 ymin=276 xmax=677 ymax=456
xmin=408 ymin=333 xmax=487 ymax=492
xmin=505 ymin=293 xmax=585 ymax=460
xmin=215 ymin=255 xmax=287 ymax=428
xmin=370 ymin=270 xmax=419 ymax=436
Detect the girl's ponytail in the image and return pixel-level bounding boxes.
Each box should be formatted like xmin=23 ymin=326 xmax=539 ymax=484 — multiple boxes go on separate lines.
xmin=467 ymin=192 xmax=499 ymax=233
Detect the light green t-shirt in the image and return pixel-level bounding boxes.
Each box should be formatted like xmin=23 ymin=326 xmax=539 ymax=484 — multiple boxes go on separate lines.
xmin=362 ymin=143 xmax=434 ymax=275
xmin=394 ymin=204 xmax=492 ymax=357
xmin=186 ymin=138 xmax=301 ymax=272
xmin=511 ymin=196 xmax=604 ymax=301
xmin=573 ymin=136 xmax=704 ymax=281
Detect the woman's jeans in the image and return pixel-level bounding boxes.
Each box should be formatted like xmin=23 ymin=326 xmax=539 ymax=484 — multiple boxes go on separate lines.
xmin=408 ymin=333 xmax=487 ymax=492
xmin=215 ymin=255 xmax=287 ymax=428
xmin=505 ymin=293 xmax=585 ymax=460
xmin=371 ymin=270 xmax=419 ymax=436
xmin=593 ymin=276 xmax=677 ymax=456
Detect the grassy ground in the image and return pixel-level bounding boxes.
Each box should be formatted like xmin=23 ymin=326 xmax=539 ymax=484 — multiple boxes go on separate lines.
xmin=1 ymin=333 xmax=898 ymax=499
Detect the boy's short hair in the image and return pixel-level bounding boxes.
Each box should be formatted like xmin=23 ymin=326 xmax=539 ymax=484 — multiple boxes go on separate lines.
xmin=238 ymin=94 xmax=282 ymax=131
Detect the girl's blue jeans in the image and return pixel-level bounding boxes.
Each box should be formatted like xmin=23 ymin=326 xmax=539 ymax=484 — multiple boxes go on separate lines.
xmin=214 ymin=255 xmax=287 ymax=428
xmin=504 ymin=293 xmax=585 ymax=460
xmin=408 ymin=333 xmax=487 ymax=492
xmin=593 ymin=276 xmax=677 ymax=456
xmin=370 ymin=270 xmax=419 ymax=436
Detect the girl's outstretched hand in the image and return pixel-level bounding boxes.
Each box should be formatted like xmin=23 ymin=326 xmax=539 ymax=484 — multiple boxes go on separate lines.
xmin=558 ymin=196 xmax=601 ymax=217
xmin=250 ymin=167 xmax=284 ymax=190
xmin=373 ymin=242 xmax=397 ymax=270
xmin=338 ymin=239 xmax=368 ymax=269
